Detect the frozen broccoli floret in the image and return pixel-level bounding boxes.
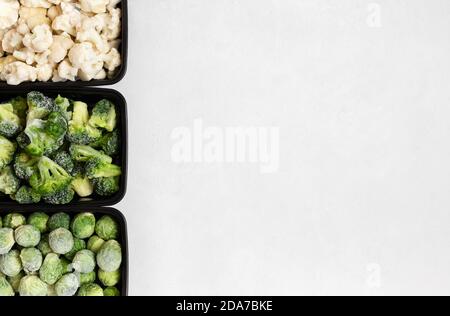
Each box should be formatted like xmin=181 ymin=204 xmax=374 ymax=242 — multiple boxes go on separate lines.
xmin=14 ymin=152 xmax=39 ymax=180
xmin=92 ymin=176 xmax=120 ymax=197
xmin=72 ymin=173 xmax=94 ymax=198
xmin=29 ymin=157 xmax=73 ymax=198
xmin=0 ymin=166 xmax=20 ymax=195
xmin=12 ymin=186 xmax=41 ymax=204
xmin=9 ymin=96 xmax=27 ymax=124
xmin=0 ymin=135 xmax=16 ymax=170
xmin=90 ymin=130 xmax=120 ymax=156
xmin=88 ymin=99 xmax=117 ymax=132
xmin=85 ymin=159 xmax=121 ymax=180
xmin=43 ymin=186 xmax=75 ymax=205
xmin=0 ymin=103 xmax=22 ymax=138
xmin=67 ymin=101 xmax=102 ymax=145
xmin=54 ymin=95 xmax=72 ymax=121
xmin=17 ymin=112 xmax=67 ymax=157
xmin=54 ymin=151 xmax=74 ymax=174
xmin=69 ymin=144 xmax=112 ymax=163
xmin=26 ymin=91 xmax=55 ymax=123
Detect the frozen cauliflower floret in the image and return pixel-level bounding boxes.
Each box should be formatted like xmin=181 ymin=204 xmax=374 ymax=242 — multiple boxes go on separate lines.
xmin=3 ymin=60 xmax=37 ymax=85
xmin=47 ymin=5 xmax=62 ymax=21
xmin=12 ymin=47 xmax=34 ymax=64
xmin=93 ymin=68 xmax=106 ymax=79
xmin=23 ymin=24 xmax=53 ymax=53
xmin=0 ymin=30 xmax=5 ymax=57
xmin=37 ymin=62 xmax=52 ymax=81
xmin=103 ymin=47 xmax=120 ymax=72
xmin=16 ymin=22 xmax=30 ymax=35
xmin=107 ymin=0 xmax=120 ymax=10
xmin=49 ymin=33 xmax=73 ymax=63
xmin=52 ymin=2 xmax=82 ymax=36
xmin=19 ymin=0 xmax=51 ymax=8
xmin=77 ymin=29 xmax=109 ymax=53
xmin=0 ymin=0 xmax=20 ymax=30
xmin=101 ymin=7 xmax=121 ymax=40
xmin=34 ymin=49 xmax=50 ymax=64
xmin=19 ymin=6 xmax=50 ymax=29
xmin=68 ymin=42 xmax=104 ymax=80
xmin=2 ymin=29 xmax=23 ymax=54
xmin=0 ymin=55 xmax=16 ymax=80
xmin=57 ymin=58 xmax=77 ymax=81
xmin=79 ymin=0 xmax=109 ymax=14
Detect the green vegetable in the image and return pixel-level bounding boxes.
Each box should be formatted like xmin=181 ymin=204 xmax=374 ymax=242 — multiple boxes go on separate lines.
xmin=0 ymin=276 xmax=14 ymax=296
xmin=39 ymin=253 xmax=63 ymax=285
xmin=37 ymin=234 xmax=52 ymax=256
xmin=53 ymin=151 xmax=74 ymax=174
xmin=67 ymin=101 xmax=102 ymax=145
xmin=0 ymin=103 xmax=22 ymax=137
xmin=0 ymin=136 xmax=16 ymax=170
xmin=0 ymin=166 xmax=20 ymax=195
xmin=0 ymin=228 xmax=15 ymax=255
xmin=77 ymin=283 xmax=103 ymax=296
xmin=0 ymin=250 xmax=22 ymax=277
xmin=54 ymin=95 xmax=72 ymax=121
xmin=7 ymin=271 xmax=24 ymax=293
xmin=9 ymin=97 xmax=27 ymax=124
xmin=71 ymin=213 xmax=95 ymax=239
xmin=48 ymin=212 xmax=70 ymax=231
xmin=69 ymin=144 xmax=112 ymax=163
xmin=26 ymin=91 xmax=55 ymax=123
xmin=71 ymin=172 xmax=94 ymax=198
xmin=93 ymin=176 xmax=120 ymax=197
xmin=103 ymin=286 xmax=120 ymax=296
xmin=87 ymin=236 xmax=105 ymax=254
xmin=13 ymin=152 xmax=39 ymax=180
xmin=13 ymin=186 xmax=41 ymax=204
xmin=79 ymin=271 xmax=96 ymax=285
xmin=72 ymin=250 xmax=96 ymax=273
xmin=19 ymin=275 xmax=47 ymax=296
xmin=98 ymin=269 xmax=120 ymax=287
xmin=97 ymin=240 xmax=122 ymax=272
xmin=95 ymin=215 xmax=119 ymax=240
xmin=3 ymin=213 xmax=25 ymax=229
xmin=64 ymin=238 xmax=86 ymax=261
xmin=20 ymin=248 xmax=43 ymax=273
xmin=90 ymin=130 xmax=120 ymax=156
xmin=55 ymin=273 xmax=79 ymax=296
xmin=88 ymin=99 xmax=117 ymax=132
xmin=27 ymin=212 xmax=49 ymax=233
xmin=85 ymin=158 xmax=121 ymax=180
xmin=14 ymin=225 xmax=40 ymax=247
xmin=49 ymin=228 xmax=74 ymax=255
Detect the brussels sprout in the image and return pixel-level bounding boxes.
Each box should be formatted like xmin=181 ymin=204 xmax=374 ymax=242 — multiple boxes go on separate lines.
xmin=7 ymin=271 xmax=24 ymax=293
xmin=19 ymin=275 xmax=48 ymax=296
xmin=95 ymin=216 xmax=119 ymax=241
xmin=97 ymin=240 xmax=122 ymax=272
xmin=0 ymin=250 xmax=22 ymax=277
xmin=27 ymin=212 xmax=49 ymax=233
xmin=48 ymin=212 xmax=70 ymax=231
xmin=0 ymin=228 xmax=15 ymax=255
xmin=72 ymin=250 xmax=96 ymax=273
xmin=37 ymin=234 xmax=52 ymax=256
xmin=65 ymin=238 xmax=86 ymax=261
xmin=79 ymin=271 xmax=96 ymax=285
xmin=98 ymin=269 xmax=120 ymax=287
xmin=60 ymin=257 xmax=73 ymax=274
xmin=3 ymin=213 xmax=26 ymax=229
xmin=87 ymin=235 xmax=105 ymax=254
xmin=0 ymin=276 xmax=14 ymax=296
xmin=49 ymin=228 xmax=74 ymax=255
xmin=20 ymin=248 xmax=43 ymax=273
xmin=77 ymin=283 xmax=103 ymax=296
xmin=103 ymin=286 xmax=120 ymax=297
xmin=55 ymin=273 xmax=79 ymax=296
xmin=15 ymin=225 xmax=41 ymax=247
xmin=39 ymin=253 xmax=64 ymax=285
xmin=71 ymin=213 xmax=96 ymax=239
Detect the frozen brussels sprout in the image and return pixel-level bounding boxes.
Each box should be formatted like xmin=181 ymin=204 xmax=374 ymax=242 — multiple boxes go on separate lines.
xmin=48 ymin=212 xmax=70 ymax=231
xmin=95 ymin=216 xmax=119 ymax=240
xmin=3 ymin=213 xmax=26 ymax=229
xmin=27 ymin=212 xmax=49 ymax=233
xmin=39 ymin=253 xmax=64 ymax=285
xmin=0 ymin=228 xmax=15 ymax=255
xmin=98 ymin=269 xmax=120 ymax=287
xmin=55 ymin=273 xmax=80 ymax=296
xmin=87 ymin=235 xmax=105 ymax=253
xmin=0 ymin=250 xmax=22 ymax=277
xmin=77 ymin=283 xmax=103 ymax=296
xmin=71 ymin=213 xmax=96 ymax=239
xmin=103 ymin=286 xmax=120 ymax=296
xmin=20 ymin=248 xmax=43 ymax=273
xmin=37 ymin=234 xmax=52 ymax=256
xmin=49 ymin=228 xmax=74 ymax=255
xmin=60 ymin=257 xmax=73 ymax=274
xmin=0 ymin=276 xmax=14 ymax=296
xmin=7 ymin=271 xmax=24 ymax=293
xmin=97 ymin=240 xmax=122 ymax=272
xmin=65 ymin=238 xmax=86 ymax=261
xmin=80 ymin=271 xmax=96 ymax=285
xmin=19 ymin=275 xmax=48 ymax=296
xmin=72 ymin=250 xmax=96 ymax=273
xmin=15 ymin=225 xmax=41 ymax=247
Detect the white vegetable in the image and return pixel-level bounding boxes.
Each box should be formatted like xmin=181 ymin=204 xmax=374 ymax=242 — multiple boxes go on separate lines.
xmin=57 ymin=58 xmax=77 ymax=81
xmin=2 ymin=29 xmax=23 ymax=54
xmin=23 ymin=24 xmax=53 ymax=52
xmin=49 ymin=33 xmax=73 ymax=63
xmin=103 ymin=47 xmax=120 ymax=72
xmin=0 ymin=0 xmax=20 ymax=30
xmin=37 ymin=62 xmax=52 ymax=81
xmin=12 ymin=47 xmax=34 ymax=64
xmin=19 ymin=0 xmax=51 ymax=8
xmin=18 ymin=6 xmax=50 ymax=30
xmin=79 ymin=0 xmax=109 ymax=14
xmin=3 ymin=60 xmax=37 ymax=85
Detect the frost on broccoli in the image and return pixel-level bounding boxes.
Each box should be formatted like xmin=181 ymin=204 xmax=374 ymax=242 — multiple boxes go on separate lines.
xmin=0 ymin=136 xmax=16 ymax=170
xmin=67 ymin=101 xmax=101 ymax=145
xmin=90 ymin=130 xmax=120 ymax=156
xmin=0 ymin=166 xmax=20 ymax=195
xmin=9 ymin=96 xmax=27 ymax=124
xmin=88 ymin=99 xmax=117 ymax=132
xmin=29 ymin=157 xmax=73 ymax=199
xmin=85 ymin=159 xmax=121 ymax=179
xmin=92 ymin=177 xmax=120 ymax=197
xmin=53 ymin=151 xmax=74 ymax=174
xmin=54 ymin=95 xmax=72 ymax=122
xmin=69 ymin=145 xmax=112 ymax=163
xmin=17 ymin=112 xmax=67 ymax=157
xmin=0 ymin=103 xmax=22 ymax=138
xmin=12 ymin=186 xmax=41 ymax=204
xmin=14 ymin=152 xmax=39 ymax=180
xmin=26 ymin=91 xmax=55 ymax=123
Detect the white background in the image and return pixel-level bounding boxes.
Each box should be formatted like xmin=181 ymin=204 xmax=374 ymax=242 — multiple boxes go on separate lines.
xmin=113 ymin=0 xmax=450 ymax=296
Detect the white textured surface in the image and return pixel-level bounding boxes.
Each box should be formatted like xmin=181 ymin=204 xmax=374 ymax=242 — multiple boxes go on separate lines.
xmin=114 ymin=0 xmax=450 ymax=296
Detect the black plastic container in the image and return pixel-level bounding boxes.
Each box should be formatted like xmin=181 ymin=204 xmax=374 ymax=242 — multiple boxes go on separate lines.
xmin=0 ymin=87 xmax=128 ymax=208
xmin=0 ymin=206 xmax=129 ymax=296
xmin=0 ymin=0 xmax=128 ymax=88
